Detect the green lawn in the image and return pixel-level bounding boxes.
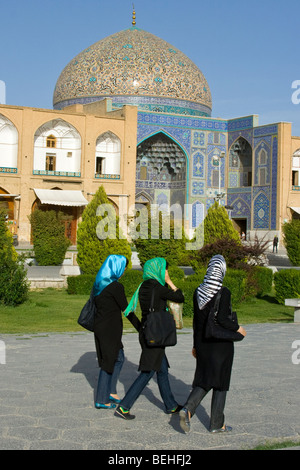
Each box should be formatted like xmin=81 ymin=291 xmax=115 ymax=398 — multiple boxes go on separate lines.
xmin=0 ymin=288 xmax=294 ymax=334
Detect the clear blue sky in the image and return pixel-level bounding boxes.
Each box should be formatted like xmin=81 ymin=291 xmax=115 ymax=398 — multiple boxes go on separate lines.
xmin=1 ymin=0 xmax=300 ymax=134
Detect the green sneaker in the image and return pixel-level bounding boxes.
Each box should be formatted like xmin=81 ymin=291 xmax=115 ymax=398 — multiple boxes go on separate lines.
xmin=114 ymin=405 xmax=135 ymax=420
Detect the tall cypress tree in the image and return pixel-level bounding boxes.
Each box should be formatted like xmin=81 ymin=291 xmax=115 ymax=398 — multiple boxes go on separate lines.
xmin=203 ymin=201 xmax=240 ymax=245
xmin=76 ymin=186 xmax=132 ymax=274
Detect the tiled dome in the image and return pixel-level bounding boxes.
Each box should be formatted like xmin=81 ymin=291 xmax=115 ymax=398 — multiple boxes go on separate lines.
xmin=53 ymin=26 xmax=212 ymax=116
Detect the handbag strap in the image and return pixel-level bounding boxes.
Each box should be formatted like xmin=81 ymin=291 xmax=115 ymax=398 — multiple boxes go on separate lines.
xmin=149 ymin=288 xmax=156 ymax=312
xmin=212 ymin=288 xmax=223 ymax=317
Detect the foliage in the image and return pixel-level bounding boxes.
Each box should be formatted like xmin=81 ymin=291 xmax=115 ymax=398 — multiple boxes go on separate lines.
xmin=189 ymin=238 xmax=246 ymax=271
xmin=0 ymin=287 xmax=295 ymax=334
xmin=282 ymin=219 xmax=300 ymax=266
xmin=250 ymin=266 xmax=273 ymax=298
xmin=133 ymin=209 xmax=188 ymax=267
xmin=29 ymin=209 xmax=71 ymax=265
xmin=0 ymin=210 xmax=29 ymax=306
xmin=67 ymin=269 xmax=144 ymax=298
xmin=242 ymin=234 xmax=270 ymax=266
xmin=76 ymin=186 xmax=132 ymax=274
xmin=67 ymin=274 xmax=95 ymax=295
xmin=193 ymin=201 xmax=241 ymax=247
xmin=274 ymin=269 xmax=300 ymax=304
xmin=0 ymin=209 xmax=18 ymax=263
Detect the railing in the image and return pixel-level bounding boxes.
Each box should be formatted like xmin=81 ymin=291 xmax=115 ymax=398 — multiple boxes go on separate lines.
xmin=0 ymin=167 xmax=17 ymax=173
xmin=33 ymin=170 xmax=81 ymax=177
xmin=94 ymin=173 xmax=120 ymax=179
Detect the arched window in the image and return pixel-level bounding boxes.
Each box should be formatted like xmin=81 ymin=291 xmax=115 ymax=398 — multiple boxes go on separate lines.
xmin=33 ymin=119 xmax=81 ymax=175
xmin=0 ymin=114 xmax=18 ymax=170
xmin=95 ymin=132 xmax=121 ymax=176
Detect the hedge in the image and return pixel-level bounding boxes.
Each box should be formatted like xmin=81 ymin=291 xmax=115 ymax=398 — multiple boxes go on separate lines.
xmin=274 ymin=269 xmax=300 ymax=304
xmin=67 ymin=265 xmax=274 ymax=317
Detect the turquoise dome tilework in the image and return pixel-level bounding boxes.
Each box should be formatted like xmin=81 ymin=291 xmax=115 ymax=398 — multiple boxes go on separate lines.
xmin=53 ymin=26 xmax=212 ymax=116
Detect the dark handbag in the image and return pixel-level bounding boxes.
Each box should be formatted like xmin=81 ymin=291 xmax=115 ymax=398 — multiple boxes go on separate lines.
xmin=77 ymin=289 xmax=96 ymax=332
xmin=143 ymin=289 xmax=177 ymax=347
xmin=205 ymin=288 xmax=244 ymax=342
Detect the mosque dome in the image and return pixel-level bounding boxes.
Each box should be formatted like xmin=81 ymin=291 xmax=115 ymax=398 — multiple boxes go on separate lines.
xmin=53 ymin=25 xmax=212 ymax=117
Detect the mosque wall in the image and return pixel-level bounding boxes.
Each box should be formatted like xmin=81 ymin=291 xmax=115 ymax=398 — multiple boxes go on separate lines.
xmin=136 ymin=111 xmax=299 ymax=242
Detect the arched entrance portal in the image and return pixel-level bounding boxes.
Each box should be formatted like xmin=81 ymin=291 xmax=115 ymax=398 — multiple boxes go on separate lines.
xmin=136 ymin=133 xmax=186 ymax=218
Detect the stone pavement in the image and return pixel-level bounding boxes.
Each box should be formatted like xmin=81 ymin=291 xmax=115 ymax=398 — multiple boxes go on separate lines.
xmin=1 ymin=323 xmax=300 ymax=451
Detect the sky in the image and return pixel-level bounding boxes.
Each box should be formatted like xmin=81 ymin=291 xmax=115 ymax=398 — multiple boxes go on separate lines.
xmin=1 ymin=0 xmax=300 ymax=134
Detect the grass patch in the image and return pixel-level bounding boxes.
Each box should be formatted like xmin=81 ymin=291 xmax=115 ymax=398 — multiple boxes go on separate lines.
xmin=0 ymin=288 xmax=294 ymax=334
xmin=252 ymin=439 xmax=300 ymax=450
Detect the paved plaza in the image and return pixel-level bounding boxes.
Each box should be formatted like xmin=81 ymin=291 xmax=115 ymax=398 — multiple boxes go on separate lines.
xmin=0 ymin=323 xmax=300 ymax=451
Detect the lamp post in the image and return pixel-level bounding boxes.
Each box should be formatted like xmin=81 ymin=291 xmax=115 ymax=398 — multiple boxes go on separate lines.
xmin=212 ymin=151 xmax=225 ymax=204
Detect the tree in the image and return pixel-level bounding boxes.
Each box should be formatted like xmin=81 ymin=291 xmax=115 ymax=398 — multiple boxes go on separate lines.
xmin=132 ymin=206 xmax=188 ymax=267
xmin=203 ymin=201 xmax=241 ymax=245
xmin=76 ymin=186 xmax=132 ymax=274
xmin=29 ymin=210 xmax=71 ymax=266
xmin=0 ymin=209 xmax=29 ymax=305
xmin=0 ymin=209 xmax=17 ymax=263
xmin=282 ymin=219 xmax=300 ymax=266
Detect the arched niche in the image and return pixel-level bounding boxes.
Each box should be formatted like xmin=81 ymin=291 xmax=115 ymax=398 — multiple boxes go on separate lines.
xmin=0 ymin=114 xmax=18 ymax=169
xmin=33 ymin=119 xmax=81 ymax=175
xmin=95 ymin=132 xmax=121 ymax=176
xmin=229 ymin=137 xmax=253 ymax=187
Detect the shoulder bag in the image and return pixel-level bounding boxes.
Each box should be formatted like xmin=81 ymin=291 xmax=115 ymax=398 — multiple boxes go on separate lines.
xmin=205 ymin=288 xmax=244 ymax=342
xmin=143 ymin=289 xmax=177 ymax=347
xmin=77 ymin=288 xmax=96 ymax=332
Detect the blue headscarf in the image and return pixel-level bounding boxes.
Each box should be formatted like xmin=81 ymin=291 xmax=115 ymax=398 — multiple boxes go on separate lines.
xmin=93 ymin=255 xmax=127 ymax=297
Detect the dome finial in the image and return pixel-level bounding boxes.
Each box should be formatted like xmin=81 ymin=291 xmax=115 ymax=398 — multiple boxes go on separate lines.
xmin=132 ymin=3 xmax=136 ymax=26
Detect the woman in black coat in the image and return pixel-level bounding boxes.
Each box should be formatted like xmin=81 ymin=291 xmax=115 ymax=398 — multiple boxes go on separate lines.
xmin=114 ymin=257 xmax=184 ymax=420
xmin=179 ymin=255 xmax=246 ymax=433
xmin=93 ymin=254 xmax=134 ymax=409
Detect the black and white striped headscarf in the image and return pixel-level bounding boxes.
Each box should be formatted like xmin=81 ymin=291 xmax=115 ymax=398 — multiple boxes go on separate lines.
xmin=196 ymin=254 xmax=227 ymax=310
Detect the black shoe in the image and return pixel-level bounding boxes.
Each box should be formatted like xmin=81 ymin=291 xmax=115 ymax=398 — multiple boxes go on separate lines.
xmin=179 ymin=408 xmax=191 ymax=433
xmin=114 ymin=405 xmax=135 ymax=420
xmin=167 ymin=404 xmax=183 ymax=414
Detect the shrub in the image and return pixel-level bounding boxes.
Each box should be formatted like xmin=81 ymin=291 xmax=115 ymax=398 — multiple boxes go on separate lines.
xmin=251 ymin=266 xmax=273 ymax=297
xmin=0 ymin=210 xmax=29 ymax=306
xmin=29 ymin=209 xmax=71 ymax=265
xmin=67 ymin=274 xmax=94 ymax=295
xmin=274 ymin=269 xmax=300 ymax=304
xmin=282 ymin=219 xmax=300 ymax=266
xmin=76 ymin=186 xmax=132 ymax=275
xmin=119 ymin=270 xmax=143 ymax=297
xmin=0 ymin=258 xmax=29 ymax=306
xmin=177 ymin=268 xmax=247 ymax=317
xmin=67 ymin=270 xmax=144 ymax=297
xmin=189 ymin=238 xmax=246 ymax=271
xmin=243 ymin=234 xmax=270 ymax=266
xmin=133 ymin=209 xmax=188 ymax=267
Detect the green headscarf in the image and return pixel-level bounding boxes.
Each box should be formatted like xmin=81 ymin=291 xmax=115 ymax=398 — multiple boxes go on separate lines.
xmin=123 ymin=257 xmax=166 ymax=317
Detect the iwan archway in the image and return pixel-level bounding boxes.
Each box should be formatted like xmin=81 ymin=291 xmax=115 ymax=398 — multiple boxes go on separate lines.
xmin=135 ymin=132 xmax=187 ymax=220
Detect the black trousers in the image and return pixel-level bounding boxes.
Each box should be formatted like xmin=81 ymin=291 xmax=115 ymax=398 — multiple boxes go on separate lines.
xmin=184 ymin=386 xmax=227 ymax=431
